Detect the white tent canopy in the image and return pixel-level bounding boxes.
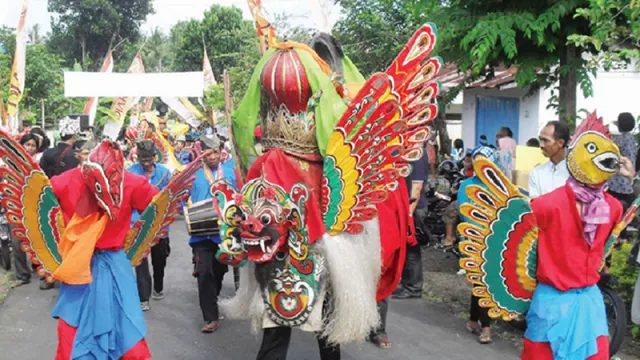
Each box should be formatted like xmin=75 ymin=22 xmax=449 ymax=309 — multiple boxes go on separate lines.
xmin=64 ymin=72 xmax=205 ymax=97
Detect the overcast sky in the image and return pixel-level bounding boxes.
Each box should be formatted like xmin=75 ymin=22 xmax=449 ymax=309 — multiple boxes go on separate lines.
xmin=1 ymin=0 xmax=341 ymax=36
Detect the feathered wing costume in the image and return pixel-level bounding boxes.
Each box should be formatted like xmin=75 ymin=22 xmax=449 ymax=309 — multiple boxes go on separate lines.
xmin=211 ymin=0 xmax=442 ymax=349
xmin=0 ymin=131 xmax=204 ymax=358
xmin=458 ymin=112 xmax=636 ymax=359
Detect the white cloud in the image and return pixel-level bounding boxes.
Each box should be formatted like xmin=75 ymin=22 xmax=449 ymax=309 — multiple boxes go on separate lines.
xmin=0 ymin=0 xmax=341 ymax=36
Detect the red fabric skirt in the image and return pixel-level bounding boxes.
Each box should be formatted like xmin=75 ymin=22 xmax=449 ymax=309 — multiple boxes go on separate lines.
xmin=56 ymin=319 xmax=152 ymax=360
xmin=375 ymin=180 xmax=413 ymax=301
xmin=521 ymin=336 xmax=609 ymax=360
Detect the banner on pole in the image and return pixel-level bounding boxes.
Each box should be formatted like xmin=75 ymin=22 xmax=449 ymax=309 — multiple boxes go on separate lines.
xmin=83 ymin=50 xmax=114 ymax=126
xmin=6 ymin=0 xmax=29 ymax=131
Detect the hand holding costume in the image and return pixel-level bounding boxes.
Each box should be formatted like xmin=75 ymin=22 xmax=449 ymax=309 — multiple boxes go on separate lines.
xmin=210 ymin=1 xmax=442 ymax=354
xmin=458 ymin=112 xmax=635 ymax=360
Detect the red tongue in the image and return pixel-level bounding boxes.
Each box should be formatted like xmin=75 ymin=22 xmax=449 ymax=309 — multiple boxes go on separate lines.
xmin=247 ymin=245 xmax=262 ymax=259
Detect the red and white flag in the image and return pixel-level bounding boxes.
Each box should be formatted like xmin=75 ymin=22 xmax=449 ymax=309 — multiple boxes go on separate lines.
xmin=110 ymin=52 xmax=145 ymax=124
xmin=83 ymin=50 xmax=113 ymax=126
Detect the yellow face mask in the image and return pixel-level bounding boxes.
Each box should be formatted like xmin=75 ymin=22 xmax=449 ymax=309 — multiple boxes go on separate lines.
xmin=567 ymin=131 xmax=621 ymax=186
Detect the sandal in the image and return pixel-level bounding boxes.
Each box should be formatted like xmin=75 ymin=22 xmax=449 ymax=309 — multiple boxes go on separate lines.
xmin=479 ymin=331 xmax=492 ymax=344
xmin=370 ymin=334 xmax=392 ymax=349
xmin=201 ymin=321 xmax=218 ymax=333
xmin=435 ymin=242 xmax=454 ymax=249
xmin=9 ymin=279 xmax=29 ymax=288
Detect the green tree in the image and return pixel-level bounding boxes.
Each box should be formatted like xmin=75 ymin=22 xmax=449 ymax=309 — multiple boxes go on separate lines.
xmin=172 ymin=4 xmax=262 ymax=103
xmin=333 ymin=0 xmax=425 ymax=77
xmin=115 ymin=28 xmax=170 ymax=72
xmin=47 ymin=0 xmax=154 ymax=70
xmin=0 ymin=26 xmax=16 ymax=56
xmin=568 ymin=0 xmax=640 ymax=71
xmin=271 ymin=12 xmax=314 ymax=43
xmin=336 ymin=0 xmax=640 ymax=123
xmin=0 ymin=39 xmax=80 ymax=126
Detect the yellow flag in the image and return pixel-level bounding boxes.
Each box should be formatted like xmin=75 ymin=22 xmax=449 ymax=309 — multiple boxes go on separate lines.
xmin=6 ymin=0 xmax=29 ymax=130
xmin=248 ymin=0 xmax=278 ymax=53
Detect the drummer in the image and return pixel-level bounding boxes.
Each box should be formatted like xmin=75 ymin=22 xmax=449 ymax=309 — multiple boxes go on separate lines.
xmin=188 ymin=134 xmax=236 ymax=334
xmin=127 ymin=140 xmax=172 ymax=311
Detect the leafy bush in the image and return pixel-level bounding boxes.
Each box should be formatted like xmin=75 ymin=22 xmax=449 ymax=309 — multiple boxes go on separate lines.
xmin=609 ymin=242 xmax=639 ymax=308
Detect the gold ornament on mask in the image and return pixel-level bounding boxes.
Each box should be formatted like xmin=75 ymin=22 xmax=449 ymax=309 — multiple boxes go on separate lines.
xmin=567 ymin=111 xmax=621 ymax=186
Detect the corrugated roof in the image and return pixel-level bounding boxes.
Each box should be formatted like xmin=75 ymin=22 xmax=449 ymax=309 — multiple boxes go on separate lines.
xmin=435 ymin=64 xmax=518 ymax=90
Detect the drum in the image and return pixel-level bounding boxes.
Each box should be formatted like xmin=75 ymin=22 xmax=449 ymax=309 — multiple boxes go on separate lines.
xmin=184 ymin=199 xmax=219 ymax=237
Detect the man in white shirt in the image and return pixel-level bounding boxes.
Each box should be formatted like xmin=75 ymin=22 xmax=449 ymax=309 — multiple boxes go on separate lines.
xmin=528 ymin=121 xmax=571 ymax=198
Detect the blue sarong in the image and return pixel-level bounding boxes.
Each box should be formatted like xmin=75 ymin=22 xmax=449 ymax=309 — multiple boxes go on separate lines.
xmin=525 ymin=283 xmax=608 ymax=360
xmin=51 ymin=249 xmax=146 ymax=359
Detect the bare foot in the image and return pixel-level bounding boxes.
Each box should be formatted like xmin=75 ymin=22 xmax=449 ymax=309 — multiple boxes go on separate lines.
xmin=466 ymin=321 xmax=480 ymax=334
xmin=479 ymin=328 xmax=492 ymax=344
xmin=370 ymin=334 xmax=392 ymax=349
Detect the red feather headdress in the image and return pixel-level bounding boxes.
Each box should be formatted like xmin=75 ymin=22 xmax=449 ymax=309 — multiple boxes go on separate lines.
xmin=570 ymin=110 xmax=611 ymax=147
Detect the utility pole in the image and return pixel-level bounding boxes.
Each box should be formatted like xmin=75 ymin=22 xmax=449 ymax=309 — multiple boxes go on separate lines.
xmin=41 ymin=99 xmax=44 ymax=129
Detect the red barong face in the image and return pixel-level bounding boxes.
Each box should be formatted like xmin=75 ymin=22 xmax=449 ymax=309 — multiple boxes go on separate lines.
xmin=81 ymin=141 xmax=124 ymax=221
xmin=212 ymin=177 xmax=310 ymax=264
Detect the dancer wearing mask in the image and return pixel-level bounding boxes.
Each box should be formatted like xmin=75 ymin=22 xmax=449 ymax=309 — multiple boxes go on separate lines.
xmin=459 ymin=112 xmax=636 ymax=360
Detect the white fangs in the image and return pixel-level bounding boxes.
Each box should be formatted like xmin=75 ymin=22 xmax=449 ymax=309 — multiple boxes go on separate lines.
xmin=260 ymin=239 xmax=267 ymax=253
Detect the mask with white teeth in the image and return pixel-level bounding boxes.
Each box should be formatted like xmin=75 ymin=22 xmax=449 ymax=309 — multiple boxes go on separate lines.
xmin=211 ymin=177 xmax=310 ymax=266
xmin=567 ymin=111 xmax=621 ymax=187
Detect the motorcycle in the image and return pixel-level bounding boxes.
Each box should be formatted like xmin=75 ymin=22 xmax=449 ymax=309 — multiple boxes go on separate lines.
xmin=417 ymin=160 xmax=465 ymax=249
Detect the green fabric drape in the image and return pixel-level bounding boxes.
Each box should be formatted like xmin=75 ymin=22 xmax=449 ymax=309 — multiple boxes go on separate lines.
xmin=232 ymin=47 xmax=347 ymax=165
xmin=293 ymin=48 xmax=347 ymax=156
xmin=342 ymin=56 xmax=366 ymax=85
xmin=232 ymin=48 xmax=277 ymax=166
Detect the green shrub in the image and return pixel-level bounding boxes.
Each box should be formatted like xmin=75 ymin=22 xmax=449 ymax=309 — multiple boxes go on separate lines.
xmin=609 ymin=242 xmax=639 ymax=308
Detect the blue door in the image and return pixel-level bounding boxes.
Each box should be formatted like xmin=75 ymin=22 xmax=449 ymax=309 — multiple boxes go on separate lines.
xmin=475 ymin=96 xmax=520 ymax=147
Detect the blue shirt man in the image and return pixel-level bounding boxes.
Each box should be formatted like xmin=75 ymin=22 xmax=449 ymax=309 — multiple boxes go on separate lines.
xmin=188 ymin=134 xmax=236 ymax=331
xmin=127 ymin=162 xmax=171 ymax=223
xmin=127 ymin=139 xmax=172 ymax=306
xmin=188 ymin=158 xmax=236 ymax=246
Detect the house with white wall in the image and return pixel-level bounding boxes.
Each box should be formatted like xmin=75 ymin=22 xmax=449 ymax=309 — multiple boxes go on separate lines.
xmin=436 ymin=65 xmax=640 ymax=148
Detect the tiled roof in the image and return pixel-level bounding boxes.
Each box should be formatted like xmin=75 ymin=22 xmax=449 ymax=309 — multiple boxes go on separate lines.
xmin=435 ymin=64 xmax=518 ymax=90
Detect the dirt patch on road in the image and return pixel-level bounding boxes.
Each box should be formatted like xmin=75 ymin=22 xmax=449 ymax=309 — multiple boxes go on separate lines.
xmin=421 ymin=245 xmax=640 ymax=360
xmin=0 ymin=270 xmax=10 ymax=305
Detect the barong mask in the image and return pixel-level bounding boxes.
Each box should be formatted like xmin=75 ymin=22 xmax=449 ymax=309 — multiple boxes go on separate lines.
xmin=567 ymin=111 xmax=621 ymax=186
xmin=213 ymin=177 xmax=325 ymax=326
xmin=81 ymin=141 xmax=125 ymax=221
xmin=211 ymin=177 xmax=309 ymax=264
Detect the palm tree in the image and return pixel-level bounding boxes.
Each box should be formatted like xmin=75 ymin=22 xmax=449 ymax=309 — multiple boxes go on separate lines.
xmin=144 ymin=27 xmax=169 ymax=72
xmin=29 ymin=24 xmax=41 ymax=44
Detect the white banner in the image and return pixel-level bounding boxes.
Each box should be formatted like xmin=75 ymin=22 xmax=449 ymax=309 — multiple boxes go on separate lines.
xmin=64 ymin=72 xmax=205 ymax=97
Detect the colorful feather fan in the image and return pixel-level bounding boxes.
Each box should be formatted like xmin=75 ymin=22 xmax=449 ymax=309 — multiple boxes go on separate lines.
xmin=322 ymin=24 xmax=441 ymax=235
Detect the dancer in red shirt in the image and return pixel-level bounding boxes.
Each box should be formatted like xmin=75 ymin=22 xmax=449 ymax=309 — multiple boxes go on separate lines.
xmin=0 ymin=132 xmax=203 ymax=359
xmin=458 ymin=111 xmax=636 ymax=360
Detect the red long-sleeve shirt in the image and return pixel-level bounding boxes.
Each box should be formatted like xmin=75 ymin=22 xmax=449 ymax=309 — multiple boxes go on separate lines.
xmin=50 ymin=168 xmax=158 ymax=249
xmin=531 ymin=184 xmax=622 ymax=291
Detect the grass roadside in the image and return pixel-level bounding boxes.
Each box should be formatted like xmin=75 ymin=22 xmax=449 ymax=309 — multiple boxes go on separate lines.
xmin=0 ymin=269 xmax=11 ymax=305
xmin=421 ymin=246 xmax=640 ymax=360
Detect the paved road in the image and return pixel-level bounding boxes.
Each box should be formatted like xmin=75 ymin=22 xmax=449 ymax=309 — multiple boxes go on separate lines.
xmin=0 ymin=220 xmax=520 ymax=359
